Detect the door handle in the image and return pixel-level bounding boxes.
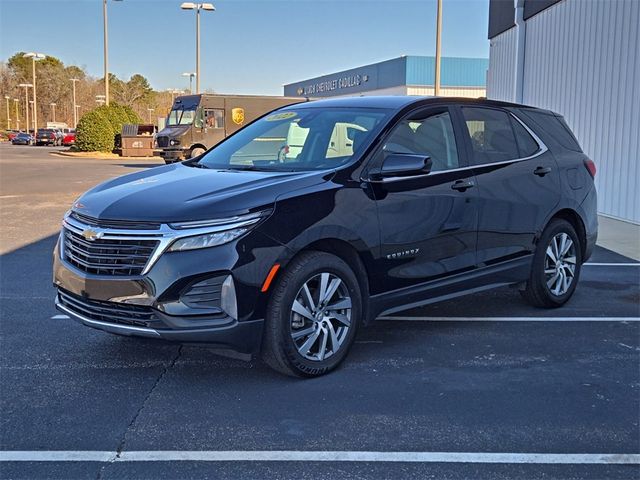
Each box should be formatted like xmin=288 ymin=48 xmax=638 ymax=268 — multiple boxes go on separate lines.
xmin=451 ymin=179 xmax=475 ymax=192
xmin=534 ymin=166 xmax=551 ymax=177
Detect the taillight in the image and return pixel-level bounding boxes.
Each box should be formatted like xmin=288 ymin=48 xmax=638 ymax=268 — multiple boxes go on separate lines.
xmin=584 ymin=158 xmax=596 ymax=178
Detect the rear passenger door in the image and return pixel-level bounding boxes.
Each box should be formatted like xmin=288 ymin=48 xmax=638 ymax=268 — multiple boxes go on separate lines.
xmin=456 ymin=106 xmax=561 ymax=264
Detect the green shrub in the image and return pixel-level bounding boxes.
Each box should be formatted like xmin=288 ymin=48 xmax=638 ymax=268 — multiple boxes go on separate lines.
xmin=75 ymin=104 xmax=143 ymax=152
xmin=75 ymin=110 xmax=114 ymax=152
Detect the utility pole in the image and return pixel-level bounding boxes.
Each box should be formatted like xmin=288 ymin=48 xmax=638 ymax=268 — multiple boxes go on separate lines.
xmin=71 ymin=78 xmax=79 ymax=127
xmin=103 ymin=0 xmax=123 ymax=105
xmin=13 ymin=99 xmax=20 ymax=130
xmin=50 ymin=103 xmax=57 ymax=122
xmin=4 ymin=96 xmax=10 ymax=130
xmin=18 ymin=84 xmax=32 ymax=133
xmin=434 ymin=0 xmax=442 ymax=96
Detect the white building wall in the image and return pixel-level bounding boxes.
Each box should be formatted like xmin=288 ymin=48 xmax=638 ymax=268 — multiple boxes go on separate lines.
xmin=487 ymin=26 xmax=518 ymax=102
xmin=487 ymin=0 xmax=640 ymax=224
xmin=407 ymin=86 xmax=486 ymax=98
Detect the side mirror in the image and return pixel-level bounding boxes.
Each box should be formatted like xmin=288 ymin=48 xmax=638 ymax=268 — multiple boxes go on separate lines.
xmin=379 ymin=153 xmax=432 ymax=178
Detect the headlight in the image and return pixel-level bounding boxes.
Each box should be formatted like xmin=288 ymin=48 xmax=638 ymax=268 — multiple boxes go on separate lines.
xmin=167 ymin=227 xmax=248 ymax=252
xmin=166 ymin=210 xmax=271 ymax=252
xmin=169 ymin=139 xmax=180 ymax=146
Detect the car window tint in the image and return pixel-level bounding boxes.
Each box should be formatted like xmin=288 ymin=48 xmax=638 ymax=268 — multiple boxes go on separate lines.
xmin=461 ymin=107 xmax=520 ymax=164
xmin=522 ymin=110 xmax=583 ymax=152
xmin=510 ymin=116 xmax=540 ymax=157
xmin=384 ymin=111 xmax=459 ymax=172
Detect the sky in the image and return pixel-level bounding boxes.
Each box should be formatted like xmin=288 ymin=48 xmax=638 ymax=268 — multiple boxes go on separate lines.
xmin=0 ymin=0 xmax=490 ymax=95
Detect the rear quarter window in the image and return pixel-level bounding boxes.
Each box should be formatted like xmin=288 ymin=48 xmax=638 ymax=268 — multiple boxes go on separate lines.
xmin=520 ymin=110 xmax=583 ymax=152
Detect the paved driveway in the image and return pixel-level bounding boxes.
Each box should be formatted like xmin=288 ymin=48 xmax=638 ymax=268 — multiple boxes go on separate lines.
xmin=1 ymin=144 xmax=638 ymax=479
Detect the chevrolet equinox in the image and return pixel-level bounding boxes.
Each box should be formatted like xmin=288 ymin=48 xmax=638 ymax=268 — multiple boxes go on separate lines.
xmin=54 ymin=96 xmax=598 ymax=377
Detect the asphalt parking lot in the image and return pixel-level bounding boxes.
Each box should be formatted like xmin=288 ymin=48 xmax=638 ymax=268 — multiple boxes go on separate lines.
xmin=0 ymin=143 xmax=638 ymax=480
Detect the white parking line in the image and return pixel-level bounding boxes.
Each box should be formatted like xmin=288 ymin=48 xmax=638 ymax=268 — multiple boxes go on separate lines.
xmin=0 ymin=450 xmax=638 ymax=464
xmin=377 ymin=316 xmax=640 ymax=322
xmin=584 ymin=262 xmax=640 ymax=266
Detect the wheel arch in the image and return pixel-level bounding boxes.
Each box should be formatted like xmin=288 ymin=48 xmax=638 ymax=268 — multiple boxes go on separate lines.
xmin=547 ymin=208 xmax=588 ymax=259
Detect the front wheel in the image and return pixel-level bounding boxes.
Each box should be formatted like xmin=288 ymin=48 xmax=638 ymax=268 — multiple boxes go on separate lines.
xmin=521 ymin=219 xmax=582 ymax=308
xmin=262 ymin=251 xmax=362 ymax=377
xmin=189 ymin=147 xmax=206 ymax=159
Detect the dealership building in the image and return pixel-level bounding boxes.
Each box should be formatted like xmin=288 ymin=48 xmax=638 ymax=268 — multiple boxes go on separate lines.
xmin=487 ymin=0 xmax=639 ymax=230
xmin=284 ymin=56 xmax=489 ymax=99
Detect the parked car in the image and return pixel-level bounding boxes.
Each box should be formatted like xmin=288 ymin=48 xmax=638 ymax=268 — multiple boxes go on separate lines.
xmin=62 ymin=129 xmax=76 ymax=146
xmin=36 ymin=128 xmax=61 ymax=146
xmin=11 ymin=132 xmax=33 ymax=145
xmin=6 ymin=130 xmax=20 ymax=141
xmin=53 ymin=96 xmax=597 ymax=377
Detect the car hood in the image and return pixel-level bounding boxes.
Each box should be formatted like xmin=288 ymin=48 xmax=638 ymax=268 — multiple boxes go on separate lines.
xmin=73 ymin=163 xmax=332 ymax=223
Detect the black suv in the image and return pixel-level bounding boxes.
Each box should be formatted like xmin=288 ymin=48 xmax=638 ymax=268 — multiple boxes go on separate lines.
xmin=53 ymin=97 xmax=597 ymax=377
xmin=36 ymin=128 xmax=62 ymax=146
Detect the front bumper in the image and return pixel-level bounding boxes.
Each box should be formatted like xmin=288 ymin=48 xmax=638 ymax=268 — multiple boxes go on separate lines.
xmin=55 ymin=291 xmax=263 ymax=352
xmin=159 ymin=147 xmax=187 ymax=162
xmin=52 ymin=216 xmax=286 ymax=353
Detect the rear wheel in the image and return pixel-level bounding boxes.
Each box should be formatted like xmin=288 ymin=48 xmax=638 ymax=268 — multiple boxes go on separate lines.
xmin=521 ymin=219 xmax=582 ymax=308
xmin=262 ymin=251 xmax=361 ymax=377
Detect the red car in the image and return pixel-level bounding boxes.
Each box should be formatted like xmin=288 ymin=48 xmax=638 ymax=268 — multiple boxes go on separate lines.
xmin=6 ymin=130 xmax=19 ymax=141
xmin=62 ymin=129 xmax=76 ymax=146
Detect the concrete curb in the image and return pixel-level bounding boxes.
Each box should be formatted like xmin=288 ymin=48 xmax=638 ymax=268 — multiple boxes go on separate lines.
xmin=50 ymin=150 xmax=162 ymax=161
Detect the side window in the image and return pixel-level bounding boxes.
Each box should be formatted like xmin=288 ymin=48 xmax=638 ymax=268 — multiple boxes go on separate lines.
xmin=461 ymin=107 xmax=520 ymax=164
xmin=510 ymin=116 xmax=540 ymax=157
xmin=384 ymin=111 xmax=459 ymax=172
xmin=205 ymin=109 xmax=224 ymax=129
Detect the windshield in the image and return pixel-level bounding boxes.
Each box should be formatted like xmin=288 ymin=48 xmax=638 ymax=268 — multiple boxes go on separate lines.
xmin=195 ymin=107 xmax=391 ymax=172
xmin=167 ymin=106 xmax=197 ymax=126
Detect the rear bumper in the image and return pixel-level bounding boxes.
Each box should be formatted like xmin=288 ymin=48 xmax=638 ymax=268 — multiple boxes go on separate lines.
xmin=55 ymin=292 xmax=264 ymax=353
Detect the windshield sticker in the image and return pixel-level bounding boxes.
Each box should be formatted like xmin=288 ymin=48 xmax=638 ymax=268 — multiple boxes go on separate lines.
xmin=265 ymin=112 xmax=298 ymax=122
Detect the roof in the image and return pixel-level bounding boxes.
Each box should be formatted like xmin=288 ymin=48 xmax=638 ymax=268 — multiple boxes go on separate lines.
xmin=280 ymin=95 xmax=538 ymax=112
xmin=283 ymin=56 xmax=489 ymax=98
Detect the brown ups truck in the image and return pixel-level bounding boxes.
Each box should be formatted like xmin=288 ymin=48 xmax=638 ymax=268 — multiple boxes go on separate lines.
xmin=156 ymin=94 xmax=304 ymax=163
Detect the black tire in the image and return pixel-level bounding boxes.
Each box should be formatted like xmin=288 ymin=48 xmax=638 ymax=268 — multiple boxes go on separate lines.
xmin=521 ymin=219 xmax=582 ymax=308
xmin=262 ymin=251 xmax=362 ymax=377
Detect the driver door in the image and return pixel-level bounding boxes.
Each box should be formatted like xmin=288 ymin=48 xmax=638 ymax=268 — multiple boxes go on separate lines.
xmin=367 ymin=107 xmax=478 ymax=289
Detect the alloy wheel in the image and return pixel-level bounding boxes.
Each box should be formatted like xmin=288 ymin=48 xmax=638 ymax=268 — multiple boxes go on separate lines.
xmin=289 ymin=272 xmax=352 ymax=361
xmin=544 ymin=232 xmax=577 ymax=296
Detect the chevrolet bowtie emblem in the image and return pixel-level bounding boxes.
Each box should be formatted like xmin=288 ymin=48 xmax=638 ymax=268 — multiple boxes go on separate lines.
xmin=82 ymin=229 xmax=103 ymax=241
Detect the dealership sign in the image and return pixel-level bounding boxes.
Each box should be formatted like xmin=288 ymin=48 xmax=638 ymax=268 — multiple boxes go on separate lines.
xmin=291 ymin=73 xmax=371 ymax=97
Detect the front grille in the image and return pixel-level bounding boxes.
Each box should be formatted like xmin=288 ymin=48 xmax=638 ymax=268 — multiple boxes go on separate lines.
xmin=63 ymin=228 xmax=158 ymax=276
xmin=70 ymin=211 xmax=161 ymax=230
xmin=58 ymin=289 xmax=159 ymax=328
xmin=156 ymin=135 xmax=169 ymax=148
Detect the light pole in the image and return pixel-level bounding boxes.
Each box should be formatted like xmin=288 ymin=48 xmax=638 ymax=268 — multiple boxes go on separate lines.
xmin=29 ymin=100 xmax=34 ymax=131
xmin=182 ymin=72 xmax=196 ymax=94
xmin=147 ymin=108 xmax=154 ymax=124
xmin=75 ymin=104 xmax=81 ymax=122
xmin=50 ymin=103 xmax=57 ymax=122
xmin=434 ymin=0 xmax=442 ymax=96
xmin=180 ymin=3 xmax=215 ymax=94
xmin=103 ymin=0 xmax=123 ymax=106
xmin=23 ymin=52 xmax=46 ymax=129
xmin=18 ymin=84 xmax=32 ymax=133
xmin=13 ymin=99 xmax=20 ymax=130
xmin=70 ymin=78 xmax=79 ymax=127
xmin=4 ymin=95 xmax=10 ymax=130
